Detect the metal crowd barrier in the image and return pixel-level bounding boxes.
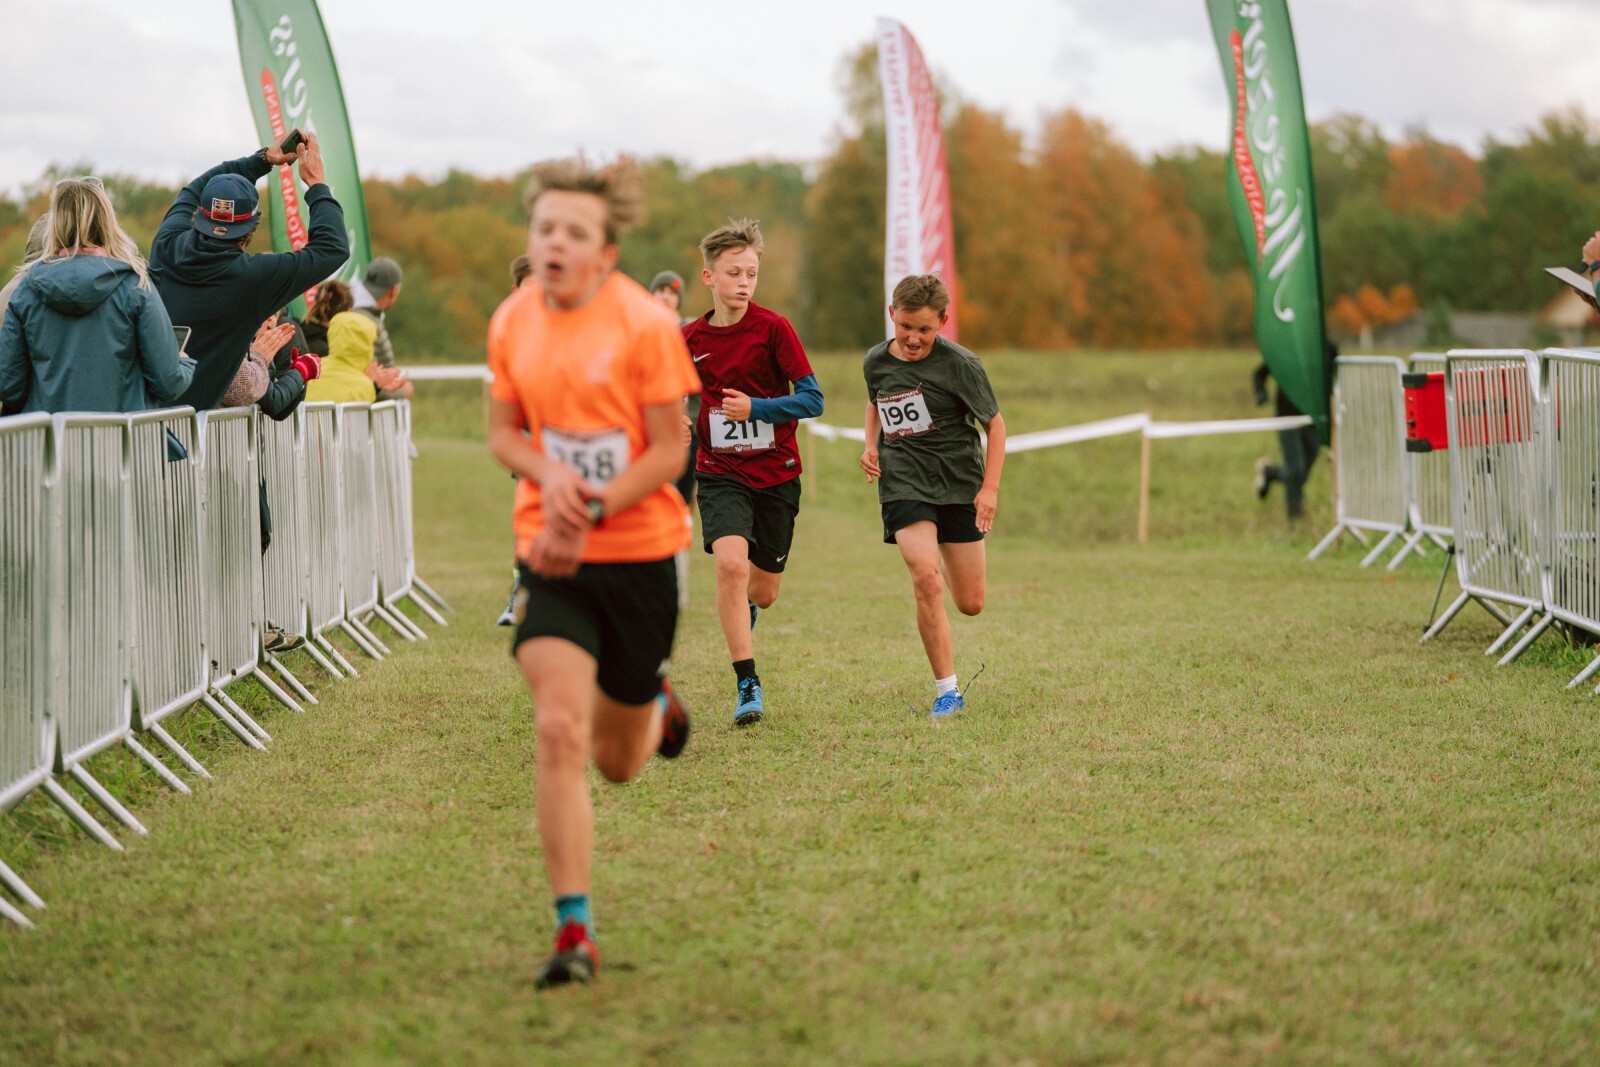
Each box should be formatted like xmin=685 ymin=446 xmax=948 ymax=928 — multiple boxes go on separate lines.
xmin=1391 ymin=352 xmax=1453 ymax=569
xmin=1309 ymin=356 xmax=1412 ymax=566
xmin=0 ymin=415 xmax=54 ymax=927
xmin=299 ymin=402 xmax=357 ymax=678
xmin=196 ymin=409 xmax=298 ymax=749
xmin=1538 ymin=349 xmax=1600 ymax=689
xmin=335 ymin=404 xmax=389 ymax=659
xmin=370 ymin=402 xmax=428 ymax=640
xmin=127 ymin=410 xmax=208 ymax=788
xmin=48 ymin=414 xmax=148 ymax=848
xmin=1422 ymin=351 xmax=1547 ymax=660
xmin=1 ymin=398 xmax=442 ymax=925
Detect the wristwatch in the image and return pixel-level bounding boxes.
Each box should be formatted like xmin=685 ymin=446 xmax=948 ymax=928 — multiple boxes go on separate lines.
xmin=585 ymin=498 xmax=606 ymax=526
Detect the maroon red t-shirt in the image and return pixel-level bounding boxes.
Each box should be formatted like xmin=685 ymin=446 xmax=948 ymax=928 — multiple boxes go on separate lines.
xmin=685 ymin=302 xmax=813 ymax=488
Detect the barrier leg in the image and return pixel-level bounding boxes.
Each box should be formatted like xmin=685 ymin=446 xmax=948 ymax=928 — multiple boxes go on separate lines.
xmin=1475 ymin=597 xmax=1514 ymax=628
xmin=413 ymin=576 xmax=453 ymax=615
xmin=350 ymin=615 xmax=392 ymax=656
xmin=1427 ymin=532 xmax=1451 ymax=551
xmin=40 ymin=779 xmax=122 ymax=852
xmin=391 ymin=604 xmax=429 ymax=641
xmin=1307 ymin=523 xmax=1345 ymax=560
xmin=149 ymin=724 xmax=211 ymax=779
xmin=405 ymin=591 xmax=448 ymax=627
xmin=303 ymin=637 xmax=347 ymax=680
xmin=1421 ymin=590 xmax=1472 ymax=643
xmin=0 ymin=895 xmax=33 ymax=929
xmin=251 ymin=666 xmax=305 ymax=714
xmin=1485 ymin=605 xmax=1536 ymax=657
xmin=374 ymin=603 xmax=422 ymax=642
xmin=1567 ymin=652 xmax=1600 ymax=691
xmin=264 ymin=654 xmax=318 ymax=705
xmin=314 ymin=633 xmax=358 ymax=677
xmin=1387 ymin=530 xmax=1427 ymax=571
xmin=0 ymin=857 xmax=45 ymax=910
xmin=214 ymin=689 xmax=272 ymax=744
xmin=1498 ymin=611 xmax=1554 ymax=666
xmin=67 ymin=765 xmax=149 ymax=836
xmin=1359 ymin=530 xmax=1401 ymax=568
xmin=200 ymin=692 xmax=267 ymax=751
xmin=339 ymin=619 xmax=385 ymax=661
xmin=125 ymin=736 xmax=191 ymax=795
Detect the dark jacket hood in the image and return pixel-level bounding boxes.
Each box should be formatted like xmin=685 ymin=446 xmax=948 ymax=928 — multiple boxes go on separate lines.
xmin=27 ymin=256 xmax=137 ymax=316
xmin=153 ymin=229 xmax=247 ymax=285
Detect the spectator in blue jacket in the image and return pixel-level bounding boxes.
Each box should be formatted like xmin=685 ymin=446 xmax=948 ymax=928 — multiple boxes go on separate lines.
xmin=0 ymin=177 xmax=194 ymax=414
xmin=150 ymin=132 xmax=348 ymax=411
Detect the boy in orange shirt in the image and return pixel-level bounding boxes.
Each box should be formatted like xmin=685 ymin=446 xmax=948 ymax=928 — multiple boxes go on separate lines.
xmin=486 ymin=157 xmax=700 ymax=989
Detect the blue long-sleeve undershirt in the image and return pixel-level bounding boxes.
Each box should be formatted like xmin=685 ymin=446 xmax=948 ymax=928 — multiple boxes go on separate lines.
xmin=748 ymin=374 xmax=824 ymax=423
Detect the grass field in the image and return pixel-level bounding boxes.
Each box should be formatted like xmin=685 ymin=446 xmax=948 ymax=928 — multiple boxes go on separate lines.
xmin=3 ymin=349 xmax=1599 ymax=1065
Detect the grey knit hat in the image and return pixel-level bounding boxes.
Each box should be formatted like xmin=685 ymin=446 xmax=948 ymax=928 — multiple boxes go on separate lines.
xmin=649 ymin=270 xmax=684 ymax=295
xmin=364 ymin=256 xmax=403 ymax=294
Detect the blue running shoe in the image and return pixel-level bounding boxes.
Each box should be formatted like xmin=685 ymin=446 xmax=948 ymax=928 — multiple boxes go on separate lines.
xmin=749 ymin=600 xmax=759 ymax=630
xmin=931 ymin=690 xmax=965 ymax=718
xmin=734 ymin=677 xmax=764 ymax=726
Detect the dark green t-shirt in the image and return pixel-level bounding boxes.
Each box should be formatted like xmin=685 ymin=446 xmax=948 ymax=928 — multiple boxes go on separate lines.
xmin=863 ymin=336 xmax=1000 ymax=504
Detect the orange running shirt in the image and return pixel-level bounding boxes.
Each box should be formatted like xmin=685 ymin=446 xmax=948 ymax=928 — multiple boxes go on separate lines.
xmin=487 ymin=271 xmax=700 ymax=562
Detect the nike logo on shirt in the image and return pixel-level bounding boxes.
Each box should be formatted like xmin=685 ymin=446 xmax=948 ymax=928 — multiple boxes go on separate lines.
xmin=694 ymin=353 xmax=711 ymax=362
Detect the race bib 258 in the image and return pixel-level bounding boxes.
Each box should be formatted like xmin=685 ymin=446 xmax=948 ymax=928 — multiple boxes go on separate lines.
xmin=541 ymin=425 xmax=630 ymax=486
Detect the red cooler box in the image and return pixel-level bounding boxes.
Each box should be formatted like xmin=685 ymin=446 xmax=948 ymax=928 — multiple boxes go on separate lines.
xmin=1402 ymin=371 xmax=1447 ymax=452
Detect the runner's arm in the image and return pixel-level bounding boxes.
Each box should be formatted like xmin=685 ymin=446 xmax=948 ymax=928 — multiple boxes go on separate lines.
xmin=596 ymin=400 xmax=690 ymax=518
xmin=860 ymin=402 xmax=881 ymax=481
xmin=747 ymin=374 xmax=824 ymax=422
xmin=974 ymin=413 xmax=1006 ymax=533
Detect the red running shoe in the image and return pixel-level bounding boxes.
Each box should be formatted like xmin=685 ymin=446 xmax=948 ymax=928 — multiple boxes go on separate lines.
xmin=657 ymin=679 xmax=691 ymax=759
xmin=535 ymin=918 xmax=598 ymax=989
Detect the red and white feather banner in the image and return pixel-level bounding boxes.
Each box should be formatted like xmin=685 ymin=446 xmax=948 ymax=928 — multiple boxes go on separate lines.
xmin=877 ymin=18 xmax=960 ymax=341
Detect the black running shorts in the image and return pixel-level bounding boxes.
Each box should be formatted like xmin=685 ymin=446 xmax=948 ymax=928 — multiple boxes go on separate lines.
xmin=881 ymin=499 xmax=984 ymax=545
xmin=511 ymin=558 xmax=678 ymax=706
xmin=696 ymin=472 xmax=802 ymax=573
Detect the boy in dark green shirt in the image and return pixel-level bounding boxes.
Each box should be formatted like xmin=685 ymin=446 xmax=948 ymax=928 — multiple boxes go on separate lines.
xmin=860 ymin=275 xmax=1006 ymax=717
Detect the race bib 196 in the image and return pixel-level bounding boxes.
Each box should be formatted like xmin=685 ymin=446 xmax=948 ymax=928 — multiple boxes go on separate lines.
xmin=708 ymin=408 xmax=776 ymax=452
xmin=541 ymin=425 xmax=630 ymax=487
xmin=876 ymin=388 xmax=934 ymax=439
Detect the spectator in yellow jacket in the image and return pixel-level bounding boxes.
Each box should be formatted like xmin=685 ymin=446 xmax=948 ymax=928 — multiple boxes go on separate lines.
xmin=306 ymin=309 xmax=379 ymax=403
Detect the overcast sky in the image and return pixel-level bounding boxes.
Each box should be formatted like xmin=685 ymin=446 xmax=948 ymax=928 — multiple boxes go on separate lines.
xmin=1 ymin=0 xmax=1594 ymax=193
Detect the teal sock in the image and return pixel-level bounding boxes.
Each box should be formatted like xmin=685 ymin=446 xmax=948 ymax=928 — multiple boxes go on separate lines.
xmin=554 ymin=893 xmax=593 ymax=939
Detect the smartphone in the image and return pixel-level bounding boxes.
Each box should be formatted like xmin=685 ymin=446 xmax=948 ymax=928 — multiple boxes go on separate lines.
xmin=172 ymin=326 xmax=191 ymax=354
xmin=278 ymin=129 xmax=306 ymax=155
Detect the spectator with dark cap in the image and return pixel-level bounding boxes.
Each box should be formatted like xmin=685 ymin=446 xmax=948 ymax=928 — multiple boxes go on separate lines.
xmin=351 ymin=256 xmax=412 ymax=400
xmin=150 ymin=132 xmax=348 ymax=411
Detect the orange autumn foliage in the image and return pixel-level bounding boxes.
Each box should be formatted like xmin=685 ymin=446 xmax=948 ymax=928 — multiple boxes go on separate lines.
xmin=1387 ymin=140 xmax=1482 ymax=215
xmin=1033 ymin=110 xmax=1216 ymax=348
xmin=1328 ymin=283 xmax=1417 ymax=334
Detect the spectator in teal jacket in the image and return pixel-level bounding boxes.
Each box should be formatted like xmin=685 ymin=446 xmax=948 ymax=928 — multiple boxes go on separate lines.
xmin=0 ymin=178 xmax=193 ymax=414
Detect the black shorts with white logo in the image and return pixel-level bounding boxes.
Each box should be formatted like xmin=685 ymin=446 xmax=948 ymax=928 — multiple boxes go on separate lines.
xmin=881 ymin=499 xmax=984 ymax=545
xmin=511 ymin=557 xmax=679 ymax=706
xmin=695 ymin=472 xmax=802 ymax=573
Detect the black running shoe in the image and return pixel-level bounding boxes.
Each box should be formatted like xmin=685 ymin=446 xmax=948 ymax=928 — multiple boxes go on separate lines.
xmin=658 ymin=679 xmax=691 ymax=759
xmin=535 ymin=919 xmax=598 ymax=989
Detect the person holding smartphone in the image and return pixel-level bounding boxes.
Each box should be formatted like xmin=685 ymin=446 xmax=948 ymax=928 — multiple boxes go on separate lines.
xmin=149 ymin=130 xmax=348 ymax=412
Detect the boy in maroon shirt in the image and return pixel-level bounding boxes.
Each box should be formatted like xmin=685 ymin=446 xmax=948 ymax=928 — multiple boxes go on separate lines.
xmin=685 ymin=220 xmax=824 ymax=726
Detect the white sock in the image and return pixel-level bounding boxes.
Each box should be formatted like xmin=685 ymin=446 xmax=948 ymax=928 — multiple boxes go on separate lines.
xmin=935 ymin=674 xmax=958 ymax=697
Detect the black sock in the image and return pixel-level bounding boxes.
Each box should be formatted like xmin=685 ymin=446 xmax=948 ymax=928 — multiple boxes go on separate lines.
xmin=733 ymin=658 xmax=758 ymax=684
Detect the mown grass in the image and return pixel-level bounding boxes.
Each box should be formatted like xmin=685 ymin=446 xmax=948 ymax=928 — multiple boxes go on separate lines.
xmin=2 ymin=350 xmax=1598 ymax=1065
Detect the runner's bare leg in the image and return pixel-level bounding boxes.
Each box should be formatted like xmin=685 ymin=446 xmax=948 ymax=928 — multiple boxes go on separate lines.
xmin=895 ymin=522 xmax=956 ymax=678
xmin=518 ymin=638 xmax=597 ymax=896
xmin=591 ymin=695 xmax=663 ymax=783
xmin=939 ymin=540 xmax=987 ymax=617
xmin=713 ymin=534 xmax=757 ymax=660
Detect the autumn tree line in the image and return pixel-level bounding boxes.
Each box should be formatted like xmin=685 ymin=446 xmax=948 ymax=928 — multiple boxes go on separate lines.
xmin=2 ymin=44 xmax=1597 ymax=361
